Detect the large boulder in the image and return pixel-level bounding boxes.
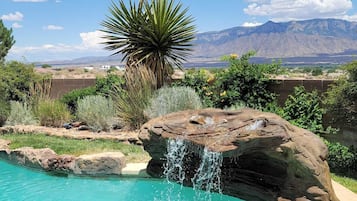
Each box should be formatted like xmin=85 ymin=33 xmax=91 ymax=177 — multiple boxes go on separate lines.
xmin=139 ymin=108 xmax=339 ymax=201
xmin=73 ymin=152 xmax=126 ymax=176
xmin=8 ymin=147 xmax=57 ymax=169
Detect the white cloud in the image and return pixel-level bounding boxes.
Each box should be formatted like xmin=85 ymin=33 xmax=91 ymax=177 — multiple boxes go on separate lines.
xmin=12 ymin=22 xmax=23 ymax=28
xmin=342 ymin=13 xmax=357 ymax=21
xmin=13 ymin=0 xmax=47 ymax=2
xmin=55 ymin=0 xmax=62 ymax=3
xmin=80 ymin=30 xmax=106 ymax=48
xmin=7 ymin=30 xmax=108 ymax=61
xmin=1 ymin=11 xmax=24 ymax=21
xmin=244 ymin=0 xmax=354 ymax=21
xmin=43 ymin=25 xmax=64 ymax=30
xmin=242 ymin=22 xmax=263 ymax=27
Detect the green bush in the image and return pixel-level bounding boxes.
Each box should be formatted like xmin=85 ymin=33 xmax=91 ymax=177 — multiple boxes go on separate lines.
xmin=213 ymin=51 xmax=277 ymax=109
xmin=76 ymin=95 xmax=115 ymax=132
xmin=311 ymin=67 xmax=323 ymax=76
xmin=324 ymin=61 xmax=357 ymax=128
xmin=173 ymin=69 xmax=215 ymax=107
xmin=0 ymin=61 xmax=38 ymax=102
xmin=6 ymin=101 xmax=38 ymax=125
xmin=95 ymin=73 xmax=125 ymax=98
xmin=325 ymin=140 xmax=357 ymax=174
xmin=282 ymin=86 xmax=324 ymax=134
xmin=0 ymin=98 xmax=10 ymax=126
xmin=145 ymin=86 xmax=202 ymax=119
xmin=174 ymin=52 xmax=279 ymax=109
xmin=60 ymin=86 xmax=96 ymax=114
xmin=36 ymin=99 xmax=72 ymax=127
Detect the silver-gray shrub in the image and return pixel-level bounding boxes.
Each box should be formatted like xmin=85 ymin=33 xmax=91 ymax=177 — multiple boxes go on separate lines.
xmin=76 ymin=95 xmax=115 ymax=132
xmin=146 ymin=86 xmax=202 ymax=119
xmin=6 ymin=101 xmax=38 ymax=125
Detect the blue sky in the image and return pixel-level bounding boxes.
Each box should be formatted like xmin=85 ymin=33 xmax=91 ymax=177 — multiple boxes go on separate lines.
xmin=1 ymin=0 xmax=357 ymax=62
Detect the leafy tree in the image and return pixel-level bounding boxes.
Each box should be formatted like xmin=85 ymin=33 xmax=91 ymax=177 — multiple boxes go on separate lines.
xmin=213 ymin=51 xmax=277 ymax=109
xmin=324 ymin=61 xmax=357 ymax=128
xmin=101 ymin=0 xmax=196 ymax=87
xmin=0 ymin=61 xmax=38 ymax=102
xmin=0 ymin=20 xmax=15 ymax=63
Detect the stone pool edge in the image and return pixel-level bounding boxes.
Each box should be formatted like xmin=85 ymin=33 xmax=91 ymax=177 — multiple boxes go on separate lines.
xmin=0 ymin=138 xmax=150 ymax=178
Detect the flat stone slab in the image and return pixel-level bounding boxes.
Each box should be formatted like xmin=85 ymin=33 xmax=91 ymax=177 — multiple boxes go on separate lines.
xmin=122 ymin=163 xmax=150 ymax=177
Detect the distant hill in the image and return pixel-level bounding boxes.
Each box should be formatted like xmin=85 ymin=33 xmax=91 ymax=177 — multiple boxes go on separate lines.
xmin=39 ymin=19 xmax=357 ymax=67
xmin=192 ymin=18 xmax=357 ymax=64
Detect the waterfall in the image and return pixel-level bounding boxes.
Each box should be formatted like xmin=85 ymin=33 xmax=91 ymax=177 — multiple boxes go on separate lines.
xmin=162 ymin=138 xmax=224 ymax=201
xmin=163 ymin=138 xmax=188 ymax=185
xmin=191 ymin=147 xmax=223 ymax=200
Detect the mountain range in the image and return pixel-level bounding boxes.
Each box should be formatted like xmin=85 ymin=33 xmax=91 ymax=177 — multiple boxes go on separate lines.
xmin=191 ymin=18 xmax=357 ymax=65
xmin=42 ymin=18 xmax=357 ymax=67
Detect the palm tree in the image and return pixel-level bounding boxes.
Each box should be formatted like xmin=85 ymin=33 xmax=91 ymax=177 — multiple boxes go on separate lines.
xmin=101 ymin=0 xmax=196 ymax=87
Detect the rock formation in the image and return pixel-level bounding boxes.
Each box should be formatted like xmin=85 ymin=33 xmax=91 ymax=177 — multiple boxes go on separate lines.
xmin=139 ymin=108 xmax=339 ymax=201
xmin=73 ymin=152 xmax=125 ymax=175
xmin=0 ymin=146 xmax=126 ymax=176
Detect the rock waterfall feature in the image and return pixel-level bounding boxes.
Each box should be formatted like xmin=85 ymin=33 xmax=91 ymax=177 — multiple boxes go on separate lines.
xmin=139 ymin=108 xmax=339 ymax=201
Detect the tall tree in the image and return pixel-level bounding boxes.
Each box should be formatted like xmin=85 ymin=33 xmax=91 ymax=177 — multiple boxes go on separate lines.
xmin=101 ymin=0 xmax=196 ymax=87
xmin=0 ymin=20 xmax=15 ymax=63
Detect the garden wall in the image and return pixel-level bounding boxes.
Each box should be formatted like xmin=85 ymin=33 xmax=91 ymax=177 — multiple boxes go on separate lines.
xmin=269 ymin=79 xmax=334 ymax=105
xmin=50 ymin=78 xmax=335 ymax=105
xmin=50 ymin=79 xmax=96 ymax=99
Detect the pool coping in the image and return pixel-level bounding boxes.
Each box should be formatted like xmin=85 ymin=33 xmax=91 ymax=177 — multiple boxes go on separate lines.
xmin=121 ymin=162 xmax=150 ymax=177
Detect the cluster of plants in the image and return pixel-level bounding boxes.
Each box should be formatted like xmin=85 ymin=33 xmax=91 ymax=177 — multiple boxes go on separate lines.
xmin=174 ymin=51 xmax=279 ymax=109
xmin=264 ymin=84 xmax=357 ymax=175
xmin=324 ymin=60 xmax=357 ymax=128
xmin=325 ymin=141 xmax=357 ymax=175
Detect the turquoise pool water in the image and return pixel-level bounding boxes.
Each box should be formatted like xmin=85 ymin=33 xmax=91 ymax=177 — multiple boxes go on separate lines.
xmin=0 ymin=160 xmax=244 ymax=201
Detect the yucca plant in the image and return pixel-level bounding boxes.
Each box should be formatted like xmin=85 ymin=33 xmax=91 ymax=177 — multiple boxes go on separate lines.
xmin=101 ymin=0 xmax=196 ymax=88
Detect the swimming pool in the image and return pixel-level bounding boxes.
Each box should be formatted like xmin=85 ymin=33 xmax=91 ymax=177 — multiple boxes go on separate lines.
xmin=0 ymin=160 xmax=244 ymax=201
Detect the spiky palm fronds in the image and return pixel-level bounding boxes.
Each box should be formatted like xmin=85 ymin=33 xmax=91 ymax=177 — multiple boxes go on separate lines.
xmin=101 ymin=0 xmax=196 ymax=87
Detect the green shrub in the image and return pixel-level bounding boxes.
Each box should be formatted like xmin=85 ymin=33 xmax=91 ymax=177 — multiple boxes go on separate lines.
xmin=0 ymin=61 xmax=38 ymax=102
xmin=6 ymin=101 xmax=38 ymax=125
xmin=173 ymin=69 xmax=215 ymax=107
xmin=36 ymin=99 xmax=72 ymax=127
xmin=282 ymin=86 xmax=324 ymax=134
xmin=213 ymin=51 xmax=277 ymax=109
xmin=95 ymin=73 xmax=125 ymax=98
xmin=60 ymin=86 xmax=96 ymax=114
xmin=311 ymin=67 xmax=323 ymax=76
xmin=174 ymin=52 xmax=279 ymax=109
xmin=0 ymin=98 xmax=10 ymax=126
xmin=76 ymin=95 xmax=115 ymax=132
xmin=325 ymin=140 xmax=357 ymax=174
xmin=324 ymin=61 xmax=357 ymax=128
xmin=145 ymin=86 xmax=202 ymax=119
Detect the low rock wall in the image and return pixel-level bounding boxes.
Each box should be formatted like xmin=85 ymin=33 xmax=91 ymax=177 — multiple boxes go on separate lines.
xmin=0 ymin=142 xmax=126 ymax=177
